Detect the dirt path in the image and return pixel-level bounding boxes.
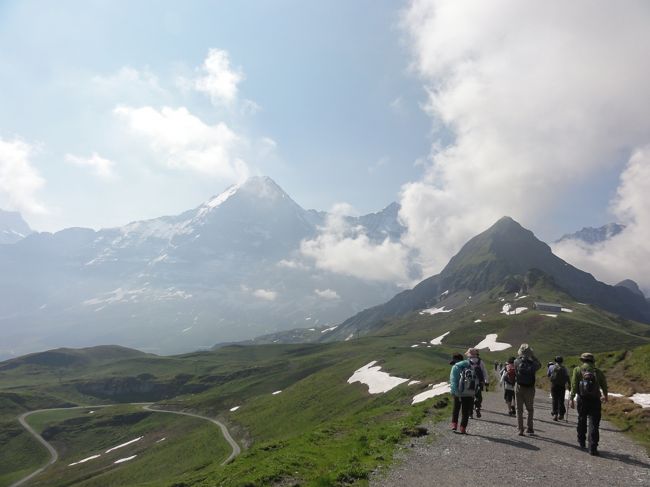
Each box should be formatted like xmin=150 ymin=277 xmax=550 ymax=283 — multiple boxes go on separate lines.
xmin=10 ymin=403 xmax=240 ymax=487
xmin=372 ymin=389 xmax=650 ymax=486
xmin=142 ymin=405 xmax=241 ymax=464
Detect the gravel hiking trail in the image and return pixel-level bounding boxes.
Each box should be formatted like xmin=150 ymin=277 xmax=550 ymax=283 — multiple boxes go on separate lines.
xmin=372 ymin=388 xmax=650 ymax=486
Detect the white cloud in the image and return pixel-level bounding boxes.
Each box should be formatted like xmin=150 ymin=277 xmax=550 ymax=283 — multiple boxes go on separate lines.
xmin=0 ymin=137 xmax=47 ymax=214
xmin=253 ymin=289 xmax=278 ymax=301
xmin=399 ymin=0 xmax=650 ymax=277
xmin=193 ymin=48 xmax=243 ymax=105
xmin=301 ymin=204 xmax=411 ymax=283
xmin=314 ymin=289 xmax=340 ymax=300
xmin=114 ymin=105 xmax=250 ymax=180
xmin=65 ymin=152 xmax=115 ymax=179
xmin=553 ymin=147 xmax=650 ymax=293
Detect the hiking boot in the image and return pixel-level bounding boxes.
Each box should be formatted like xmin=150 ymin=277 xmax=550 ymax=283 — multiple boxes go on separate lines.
xmin=526 ymin=429 xmax=535 ymax=435
xmin=579 ymin=442 xmax=586 ymax=449
xmin=475 ymin=409 xmax=482 ymax=418
xmin=590 ymin=448 xmax=599 ymax=456
xmin=518 ymin=430 xmax=524 ymax=436
xmin=459 ymin=426 xmax=467 ymax=435
xmin=553 ymin=415 xmax=558 ymax=421
xmin=510 ymin=407 xmax=516 ymax=415
xmin=559 ymin=415 xmax=564 ymax=421
xmin=451 ymin=422 xmax=458 ymax=431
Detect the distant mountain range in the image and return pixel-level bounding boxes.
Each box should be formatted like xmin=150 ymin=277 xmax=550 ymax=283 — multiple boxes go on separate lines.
xmin=556 ymin=222 xmax=625 ymax=245
xmin=0 ymin=177 xmax=404 ymax=359
xmin=0 ymin=209 xmax=33 ymax=244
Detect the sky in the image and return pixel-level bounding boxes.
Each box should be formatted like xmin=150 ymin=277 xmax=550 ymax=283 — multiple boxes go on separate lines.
xmin=1 ymin=1 xmax=649 ymax=292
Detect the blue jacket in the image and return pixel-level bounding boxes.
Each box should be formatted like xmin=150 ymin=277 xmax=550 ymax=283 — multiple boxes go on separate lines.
xmin=450 ymin=359 xmax=471 ymax=396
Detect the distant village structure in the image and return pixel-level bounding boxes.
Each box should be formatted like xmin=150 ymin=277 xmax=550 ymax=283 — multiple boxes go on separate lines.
xmin=533 ymin=301 xmax=563 ymax=313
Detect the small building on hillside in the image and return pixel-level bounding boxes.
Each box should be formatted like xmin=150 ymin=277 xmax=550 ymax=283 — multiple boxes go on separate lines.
xmin=533 ymin=302 xmax=563 ymax=313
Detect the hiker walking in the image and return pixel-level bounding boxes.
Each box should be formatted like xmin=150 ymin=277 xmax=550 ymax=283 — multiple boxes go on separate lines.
xmin=514 ymin=343 xmax=541 ymax=436
xmin=547 ymin=356 xmax=570 ymax=421
xmin=500 ymin=356 xmax=516 ymax=416
xmin=449 ymin=353 xmax=477 ymax=434
xmin=570 ymin=352 xmax=608 ymax=456
xmin=465 ymin=348 xmax=489 ymax=418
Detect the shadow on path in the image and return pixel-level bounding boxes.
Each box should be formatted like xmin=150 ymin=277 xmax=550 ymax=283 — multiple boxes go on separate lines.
xmin=599 ymin=451 xmax=650 ymax=469
xmin=472 ymin=434 xmax=540 ymax=451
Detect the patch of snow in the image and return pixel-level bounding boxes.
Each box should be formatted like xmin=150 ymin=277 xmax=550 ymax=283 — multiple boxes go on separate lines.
xmin=114 ymin=455 xmax=137 ymax=464
xmin=229 ymin=406 xmax=241 ymax=412
xmin=474 ymin=334 xmax=512 ymax=352
xmin=69 ymin=454 xmax=101 ymax=466
xmin=630 ymin=393 xmax=650 ymax=408
xmin=440 ymin=290 xmax=449 ymax=297
xmin=412 ymin=382 xmax=451 ymax=405
xmin=408 ymin=380 xmax=421 ymax=386
xmin=197 ymin=184 xmax=239 ymax=217
xmin=88 ymin=411 xmax=95 ymax=414
xmin=156 ymin=437 xmax=166 ymax=443
xmin=272 ymin=390 xmax=282 ymax=395
xmin=561 ymin=308 xmax=574 ymax=313
xmin=321 ymin=325 xmax=338 ymax=333
xmin=516 ymin=295 xmax=528 ymax=300
xmin=345 ymin=333 xmax=354 ymax=341
xmin=347 ymin=361 xmax=409 ymax=394
xmin=500 ymin=304 xmax=528 ymax=315
xmin=411 ymin=344 xmax=419 ymax=348
xmin=105 ymin=436 xmax=143 ymax=453
xmin=182 ymin=326 xmax=192 ymax=333
xmin=305 ymin=317 xmax=312 ymax=321
xmin=308 ymin=328 xmax=315 ymax=331
xmin=430 ymin=331 xmax=450 ymax=345
xmin=609 ymin=393 xmax=624 ymax=398
xmin=420 ymin=306 xmax=453 ymax=316
xmin=542 ymin=314 xmax=558 ymax=318
xmin=474 ymin=319 xmax=482 ymax=323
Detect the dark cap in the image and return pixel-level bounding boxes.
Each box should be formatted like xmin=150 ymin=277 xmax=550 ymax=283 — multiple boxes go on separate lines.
xmin=555 ymin=356 xmax=563 ymax=363
xmin=507 ymin=356 xmax=515 ymax=364
xmin=449 ymin=353 xmax=464 ymax=365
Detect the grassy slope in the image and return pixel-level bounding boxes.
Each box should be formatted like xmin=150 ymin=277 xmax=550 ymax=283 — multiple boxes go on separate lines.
xmin=0 ymin=286 xmax=648 ymax=486
xmin=22 ymin=405 xmax=230 ymax=487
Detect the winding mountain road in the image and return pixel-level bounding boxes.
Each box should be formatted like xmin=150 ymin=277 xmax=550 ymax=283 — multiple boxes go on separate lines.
xmin=9 ymin=403 xmax=240 ymax=487
xmin=372 ymin=388 xmax=650 ymax=486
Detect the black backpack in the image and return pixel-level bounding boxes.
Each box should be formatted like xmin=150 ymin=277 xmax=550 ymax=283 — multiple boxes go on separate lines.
xmin=550 ymin=364 xmax=568 ymax=385
xmin=516 ymin=358 xmax=536 ymax=386
xmin=578 ymin=369 xmax=600 ymax=399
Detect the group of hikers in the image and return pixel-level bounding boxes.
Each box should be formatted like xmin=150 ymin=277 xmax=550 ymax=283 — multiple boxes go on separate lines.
xmin=449 ymin=344 xmax=608 ymax=456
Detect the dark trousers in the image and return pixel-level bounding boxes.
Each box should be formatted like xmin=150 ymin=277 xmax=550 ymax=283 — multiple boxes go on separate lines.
xmin=551 ymin=384 xmax=566 ymax=416
xmin=452 ymin=395 xmax=474 ymax=427
xmin=474 ymin=387 xmax=483 ymax=410
xmin=577 ymin=397 xmax=601 ymax=450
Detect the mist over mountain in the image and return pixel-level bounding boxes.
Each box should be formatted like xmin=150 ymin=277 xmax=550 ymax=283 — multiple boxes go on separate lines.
xmin=328 ymin=216 xmax=650 ymax=340
xmin=0 ymin=177 xmax=403 ymax=359
xmin=0 ymin=209 xmax=33 ymax=244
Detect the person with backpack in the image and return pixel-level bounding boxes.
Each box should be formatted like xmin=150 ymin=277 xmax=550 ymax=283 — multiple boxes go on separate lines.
xmin=500 ymin=356 xmax=517 ymax=416
xmin=465 ymin=348 xmax=489 ymax=418
xmin=514 ymin=343 xmax=541 ymax=436
xmin=449 ymin=352 xmax=477 ymax=434
xmin=547 ymin=356 xmax=570 ymax=421
xmin=569 ymin=352 xmax=608 ymax=456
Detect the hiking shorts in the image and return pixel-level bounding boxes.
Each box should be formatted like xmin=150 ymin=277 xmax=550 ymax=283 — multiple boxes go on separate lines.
xmin=504 ymin=389 xmax=514 ymax=402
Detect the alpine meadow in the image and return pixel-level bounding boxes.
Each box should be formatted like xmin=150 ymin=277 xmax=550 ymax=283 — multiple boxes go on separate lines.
xmin=1 ymin=1 xmax=649 ymax=486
